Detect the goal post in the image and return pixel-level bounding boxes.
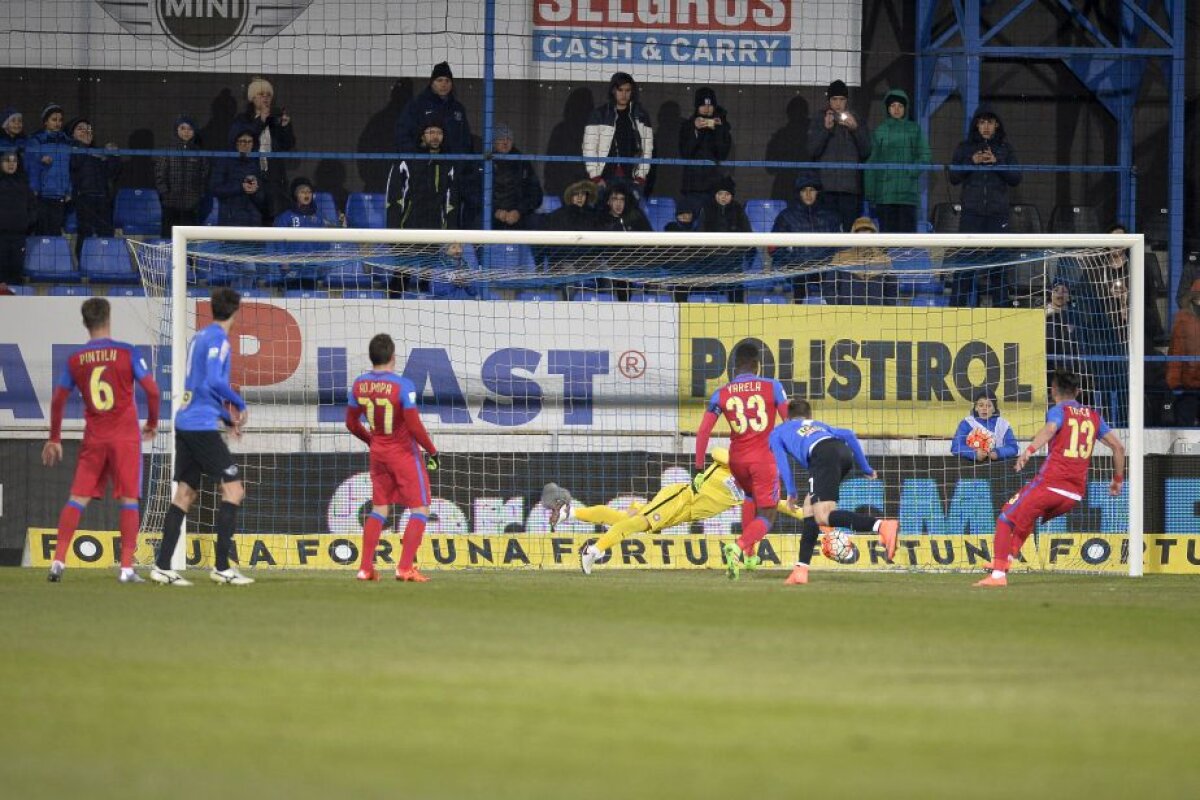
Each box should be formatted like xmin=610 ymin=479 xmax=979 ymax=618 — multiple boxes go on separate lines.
xmin=128 ymin=226 xmax=1143 ymax=576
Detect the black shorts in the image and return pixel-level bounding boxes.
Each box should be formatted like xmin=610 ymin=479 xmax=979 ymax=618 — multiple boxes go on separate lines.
xmin=174 ymin=430 xmax=240 ymax=489
xmin=807 ymin=438 xmax=855 ymax=503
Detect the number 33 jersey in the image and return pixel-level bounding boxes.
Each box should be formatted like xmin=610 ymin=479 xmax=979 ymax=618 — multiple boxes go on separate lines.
xmin=1039 ymin=401 xmax=1111 ymax=498
xmin=706 ymin=372 xmax=788 ymax=461
xmin=57 ymin=338 xmax=149 ymax=442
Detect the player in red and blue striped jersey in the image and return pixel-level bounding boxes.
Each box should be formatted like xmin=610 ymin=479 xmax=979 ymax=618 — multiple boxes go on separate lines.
xmin=346 ymin=333 xmax=440 ymax=582
xmin=43 ymin=298 xmax=160 ymax=583
xmin=694 ymin=343 xmax=788 ymax=579
xmin=976 ymin=369 xmax=1125 ymax=587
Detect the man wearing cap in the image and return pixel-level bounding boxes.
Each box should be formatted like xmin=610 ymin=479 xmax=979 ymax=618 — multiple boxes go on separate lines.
xmin=808 ymin=79 xmax=871 ymax=232
xmin=679 ymin=86 xmax=732 ymax=207
xmin=491 ymin=123 xmax=543 ymax=230
xmin=155 ymin=115 xmax=210 ymax=237
xmin=26 ymin=103 xmax=73 ymax=235
xmin=582 ymin=72 xmax=654 ymax=192
xmin=386 ymin=116 xmax=458 ymax=231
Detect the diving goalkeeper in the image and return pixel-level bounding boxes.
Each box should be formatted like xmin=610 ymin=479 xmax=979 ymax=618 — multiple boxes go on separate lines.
xmin=542 ymin=448 xmax=806 ymax=575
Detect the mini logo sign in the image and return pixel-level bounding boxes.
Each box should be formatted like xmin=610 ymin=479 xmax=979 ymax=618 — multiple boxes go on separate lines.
xmin=97 ymin=0 xmax=314 ymax=55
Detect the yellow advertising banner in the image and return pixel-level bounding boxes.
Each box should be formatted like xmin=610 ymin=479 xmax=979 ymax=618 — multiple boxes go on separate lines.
xmin=678 ymin=304 xmax=1046 ymax=437
xmin=24 ymin=529 xmax=1200 ymax=575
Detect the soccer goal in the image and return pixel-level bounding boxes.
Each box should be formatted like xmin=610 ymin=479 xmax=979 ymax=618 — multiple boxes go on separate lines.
xmin=127 ymin=226 xmax=1145 ymax=576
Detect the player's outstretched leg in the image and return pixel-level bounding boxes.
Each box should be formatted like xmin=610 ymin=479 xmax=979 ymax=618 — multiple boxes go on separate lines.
xmin=826 ymin=509 xmax=898 ymax=561
xmin=975 ymin=516 xmax=1016 ymax=588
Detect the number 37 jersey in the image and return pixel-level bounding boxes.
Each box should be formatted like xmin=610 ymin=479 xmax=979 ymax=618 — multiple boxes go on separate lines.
xmin=1039 ymin=400 xmax=1111 ymax=497
xmin=706 ymin=373 xmax=788 ymax=460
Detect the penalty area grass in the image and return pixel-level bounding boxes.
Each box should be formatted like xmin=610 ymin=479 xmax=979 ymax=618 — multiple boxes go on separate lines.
xmin=0 ymin=568 xmax=1197 ymax=799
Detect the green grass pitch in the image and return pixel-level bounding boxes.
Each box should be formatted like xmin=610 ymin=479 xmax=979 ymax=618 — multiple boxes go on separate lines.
xmin=1 ymin=568 xmax=1198 ymax=799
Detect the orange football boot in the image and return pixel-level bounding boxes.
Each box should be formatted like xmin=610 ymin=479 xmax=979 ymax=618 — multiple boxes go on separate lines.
xmin=973 ymin=574 xmax=1008 ymax=588
xmin=784 ymin=565 xmax=809 ymax=585
xmin=877 ymin=519 xmax=899 ymax=560
xmin=355 ymin=568 xmax=379 ymax=582
xmin=396 ymin=567 xmax=430 ymax=583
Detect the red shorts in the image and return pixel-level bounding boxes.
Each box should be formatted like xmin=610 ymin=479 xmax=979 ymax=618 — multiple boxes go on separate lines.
xmin=70 ymin=437 xmax=142 ymax=499
xmin=370 ymin=452 xmax=431 ymax=509
xmin=999 ymin=479 xmax=1078 ymax=538
xmin=730 ymin=457 xmax=779 ymax=510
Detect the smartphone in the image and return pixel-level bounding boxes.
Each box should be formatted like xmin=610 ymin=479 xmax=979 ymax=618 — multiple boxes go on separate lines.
xmin=839 ymin=112 xmax=849 ymax=122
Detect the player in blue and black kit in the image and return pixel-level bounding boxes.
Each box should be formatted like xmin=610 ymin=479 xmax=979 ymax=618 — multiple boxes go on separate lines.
xmin=769 ymin=399 xmax=899 ymax=584
xmin=151 ymin=287 xmax=253 ymax=587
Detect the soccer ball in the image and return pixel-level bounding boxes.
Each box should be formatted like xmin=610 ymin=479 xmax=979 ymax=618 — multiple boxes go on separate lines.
xmin=820 ymin=528 xmax=857 ymax=563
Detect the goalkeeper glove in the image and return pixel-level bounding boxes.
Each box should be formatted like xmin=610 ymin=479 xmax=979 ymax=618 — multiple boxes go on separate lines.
xmin=425 ymin=452 xmax=440 ymax=472
xmin=691 ymin=468 xmax=707 ymax=493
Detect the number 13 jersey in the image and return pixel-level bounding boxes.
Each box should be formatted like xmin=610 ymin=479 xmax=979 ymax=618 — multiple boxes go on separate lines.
xmin=1039 ymin=400 xmax=1111 ymax=499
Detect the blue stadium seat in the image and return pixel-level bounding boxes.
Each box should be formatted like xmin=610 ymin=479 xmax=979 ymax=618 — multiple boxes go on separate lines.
xmin=284 ymin=289 xmax=324 ymax=299
xmin=4 ymin=285 xmax=35 ymax=295
xmin=517 ymin=288 xmax=562 ymax=301
xmin=746 ymin=288 xmax=792 ymax=304
xmin=642 ymin=197 xmax=676 ymax=231
xmin=911 ymin=294 xmax=949 ymax=307
xmin=538 ymin=195 xmax=562 ymax=214
xmin=892 ymin=248 xmax=943 ymax=295
xmin=745 ymin=199 xmax=787 ymax=233
xmin=49 ymin=284 xmax=93 ymax=296
xmin=64 ymin=207 xmax=78 ymax=234
xmin=202 ymin=196 xmax=219 ymax=225
xmin=25 ymin=236 xmax=80 ymax=283
xmin=343 ymin=289 xmax=386 ymax=299
xmin=187 ymin=286 xmax=211 ymax=298
xmin=686 ymin=291 xmax=730 ymax=304
xmin=629 ymin=291 xmax=672 ymax=303
xmin=107 ymin=286 xmax=146 ymax=297
xmin=572 ymin=289 xmax=617 ymax=302
xmin=81 ymin=238 xmax=139 ymax=284
xmin=482 ymin=243 xmax=537 ymax=272
xmin=802 ymin=295 xmax=827 ymax=305
xmin=314 ymin=192 xmax=338 ymax=225
xmin=346 ymin=193 xmax=386 ymax=229
xmin=114 ymin=188 xmax=162 ymax=235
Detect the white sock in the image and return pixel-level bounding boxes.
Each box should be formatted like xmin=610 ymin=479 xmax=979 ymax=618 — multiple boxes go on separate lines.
xmin=792 ymin=562 xmax=808 ymax=570
xmin=872 ymin=520 xmax=882 ymax=532
xmin=120 ymin=567 xmax=134 ymax=575
xmin=587 ymin=544 xmax=602 ymax=557
xmin=991 ymin=570 xmax=1006 ymax=580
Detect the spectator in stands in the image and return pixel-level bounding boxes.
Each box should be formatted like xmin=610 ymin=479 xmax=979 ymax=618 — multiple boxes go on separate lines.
xmin=210 ymin=125 xmax=268 ymax=227
xmin=1177 ymin=252 xmax=1200 ymax=310
xmin=809 ymin=79 xmax=870 ymax=232
xmin=538 ymin=180 xmax=598 ymax=232
xmin=385 ymin=117 xmax=459 ymax=231
xmin=1167 ymin=284 xmax=1200 ymax=426
xmin=0 ymin=108 xmax=26 ymax=165
xmin=771 ymin=174 xmax=840 ymax=297
xmin=155 ymin=115 xmax=210 ymax=237
xmin=396 ymin=62 xmax=478 ymax=228
xmin=698 ymin=175 xmax=751 ymax=234
xmin=583 ymin=72 xmax=653 ymax=194
xmin=825 ymin=216 xmax=896 ymax=305
xmin=274 ymin=176 xmax=340 ymax=288
xmin=948 ymin=105 xmax=1021 ymax=306
xmin=864 ymin=88 xmax=930 ymax=232
xmin=951 ymin=389 xmax=1019 ymax=463
xmin=679 ymin=87 xmax=732 ymax=208
xmin=68 ymin=118 xmax=120 ymax=257
xmin=490 ymin=123 xmax=543 ymax=230
xmin=665 ymin=195 xmax=702 ymax=233
xmin=1044 ymin=279 xmax=1086 ymax=401
xmin=230 ymin=77 xmax=295 ymax=217
xmin=26 ymin=103 xmax=73 ymax=235
xmin=0 ymin=149 xmax=36 ymax=287
xmin=595 ymin=180 xmax=651 ymax=232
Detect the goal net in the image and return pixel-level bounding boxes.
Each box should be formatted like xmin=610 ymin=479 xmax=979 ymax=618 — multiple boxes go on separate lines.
xmin=127 ymin=228 xmax=1144 ymax=576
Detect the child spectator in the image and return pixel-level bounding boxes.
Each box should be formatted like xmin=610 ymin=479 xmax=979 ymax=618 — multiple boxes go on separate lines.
xmin=0 ymin=149 xmax=37 ymax=286
xmin=679 ymin=87 xmax=732 ymax=208
xmin=864 ymin=88 xmax=930 ymax=232
xmin=209 ymin=125 xmax=267 ymax=227
xmin=230 ymin=77 xmax=295 ymax=217
xmin=951 ymin=390 xmax=1019 ymax=463
xmin=664 ymin=196 xmax=702 ymax=233
xmin=26 ymin=103 xmax=73 ymax=235
xmin=698 ymin=175 xmax=751 ymax=234
xmin=68 ymin=118 xmax=121 ymax=256
xmin=538 ymin=180 xmax=599 ymax=232
xmin=809 ymin=79 xmax=871 ymax=231
xmin=155 ymin=115 xmax=210 ymax=237
xmin=490 ymin=123 xmax=543 ymax=230
xmin=825 ymin=216 xmax=896 ymax=305
xmin=595 ymin=180 xmax=651 ymax=232
xmin=583 ymin=72 xmax=654 ymax=192
xmin=0 ymin=108 xmax=26 ymax=165
xmin=274 ymin=176 xmax=340 ymax=288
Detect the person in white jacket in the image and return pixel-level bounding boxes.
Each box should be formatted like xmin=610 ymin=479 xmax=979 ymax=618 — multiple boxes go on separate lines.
xmin=582 ymin=71 xmax=654 ymax=194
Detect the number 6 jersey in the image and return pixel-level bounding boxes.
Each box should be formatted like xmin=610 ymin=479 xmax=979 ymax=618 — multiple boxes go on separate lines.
xmin=1038 ymin=400 xmax=1111 ymax=499
xmin=55 ymin=338 xmax=153 ymax=442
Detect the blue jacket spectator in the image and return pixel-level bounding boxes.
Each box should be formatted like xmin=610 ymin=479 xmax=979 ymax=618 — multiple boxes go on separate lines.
xmin=396 ymin=62 xmax=473 ymax=155
xmin=771 ymin=174 xmax=840 ymax=275
xmin=26 ymin=104 xmax=73 ymax=234
xmin=274 ymin=176 xmax=338 ymax=285
xmin=210 ymin=124 xmax=267 ymax=227
xmin=951 ymin=390 xmax=1019 ymax=462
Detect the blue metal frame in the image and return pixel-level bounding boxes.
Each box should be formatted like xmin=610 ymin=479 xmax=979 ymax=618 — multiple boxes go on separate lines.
xmin=916 ymin=0 xmax=1185 ymax=304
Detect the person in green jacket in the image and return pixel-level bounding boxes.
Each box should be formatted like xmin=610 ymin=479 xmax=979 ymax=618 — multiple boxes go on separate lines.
xmin=864 ymin=88 xmax=931 ymax=232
